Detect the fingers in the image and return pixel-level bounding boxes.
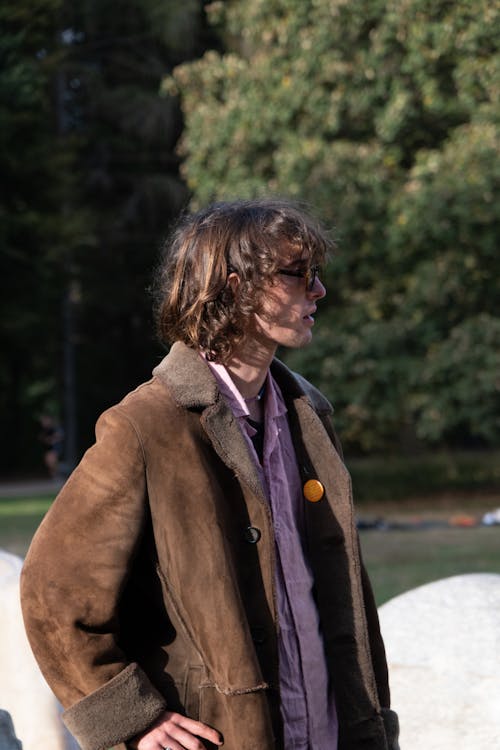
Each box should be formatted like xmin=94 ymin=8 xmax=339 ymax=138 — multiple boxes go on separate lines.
xmin=130 ymin=710 xmax=223 ymax=750
xmin=161 ymin=715 xmax=220 ymax=750
xmin=172 ymin=714 xmax=223 ymax=744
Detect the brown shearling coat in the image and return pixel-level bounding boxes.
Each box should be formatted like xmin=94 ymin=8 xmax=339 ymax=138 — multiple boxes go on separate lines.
xmin=21 ymin=342 xmax=399 ymax=750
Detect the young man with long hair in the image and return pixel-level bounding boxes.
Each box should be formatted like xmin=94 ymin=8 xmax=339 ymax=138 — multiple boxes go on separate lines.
xmin=21 ymin=199 xmax=399 ymax=750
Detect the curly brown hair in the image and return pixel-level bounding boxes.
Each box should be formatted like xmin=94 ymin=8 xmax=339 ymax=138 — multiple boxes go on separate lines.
xmin=154 ymin=198 xmax=334 ymax=363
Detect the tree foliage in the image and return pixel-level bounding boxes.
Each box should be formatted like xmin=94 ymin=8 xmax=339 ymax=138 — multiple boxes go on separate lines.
xmin=169 ymin=0 xmax=500 ymax=451
xmin=1 ymin=0 xmax=210 ymax=473
xmin=0 ymin=0 xmax=84 ymax=470
xmin=58 ymin=0 xmax=204 ymax=446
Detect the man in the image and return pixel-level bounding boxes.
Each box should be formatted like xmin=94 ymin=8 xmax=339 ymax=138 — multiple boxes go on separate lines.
xmin=21 ymin=199 xmax=399 ymax=750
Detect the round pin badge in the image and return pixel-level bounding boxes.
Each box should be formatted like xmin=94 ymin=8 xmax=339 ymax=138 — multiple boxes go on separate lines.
xmin=303 ymin=479 xmax=324 ymax=502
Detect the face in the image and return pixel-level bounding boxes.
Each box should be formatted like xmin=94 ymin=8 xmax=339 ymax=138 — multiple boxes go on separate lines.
xmin=249 ymin=248 xmax=326 ymax=356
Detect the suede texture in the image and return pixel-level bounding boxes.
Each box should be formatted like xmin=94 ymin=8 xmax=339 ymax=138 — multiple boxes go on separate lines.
xmin=62 ymin=663 xmax=166 ymax=750
xmin=21 ymin=342 xmax=399 ymax=750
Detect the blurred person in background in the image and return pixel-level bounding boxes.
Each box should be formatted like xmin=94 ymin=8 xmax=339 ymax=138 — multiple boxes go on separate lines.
xmin=38 ymin=413 xmax=64 ymax=478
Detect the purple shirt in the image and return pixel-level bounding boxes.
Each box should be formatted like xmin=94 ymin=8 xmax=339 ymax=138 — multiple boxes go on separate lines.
xmin=206 ymin=359 xmax=338 ymax=750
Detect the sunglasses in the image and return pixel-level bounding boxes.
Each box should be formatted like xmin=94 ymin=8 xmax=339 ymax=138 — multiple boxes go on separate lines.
xmin=277 ymin=265 xmax=320 ymax=292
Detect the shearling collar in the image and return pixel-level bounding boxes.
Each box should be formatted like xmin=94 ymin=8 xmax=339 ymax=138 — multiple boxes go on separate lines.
xmin=153 ymin=342 xmax=266 ymax=500
xmin=152 ymin=341 xmax=333 ymax=415
xmin=152 ymin=342 xmax=219 ymax=408
xmin=151 ymin=342 xmax=334 ymax=503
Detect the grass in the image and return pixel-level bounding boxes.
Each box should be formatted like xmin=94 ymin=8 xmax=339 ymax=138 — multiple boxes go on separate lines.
xmin=0 ymin=495 xmax=54 ymax=557
xmin=2 ymin=491 xmax=500 ymax=607
xmin=360 ymin=525 xmax=500 ymax=605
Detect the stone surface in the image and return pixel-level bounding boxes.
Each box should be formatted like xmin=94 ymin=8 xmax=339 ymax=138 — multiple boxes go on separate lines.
xmin=0 ymin=549 xmax=77 ymax=750
xmin=379 ymin=573 xmax=500 ymax=750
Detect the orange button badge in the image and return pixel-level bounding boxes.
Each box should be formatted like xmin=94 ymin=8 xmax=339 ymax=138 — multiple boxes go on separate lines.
xmin=303 ymin=479 xmax=324 ymax=503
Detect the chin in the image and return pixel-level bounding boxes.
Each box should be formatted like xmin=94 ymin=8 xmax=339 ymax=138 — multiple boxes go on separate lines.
xmin=282 ymin=333 xmax=313 ymax=349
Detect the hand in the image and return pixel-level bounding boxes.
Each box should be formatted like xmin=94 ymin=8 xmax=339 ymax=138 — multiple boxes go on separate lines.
xmin=128 ymin=710 xmax=223 ymax=750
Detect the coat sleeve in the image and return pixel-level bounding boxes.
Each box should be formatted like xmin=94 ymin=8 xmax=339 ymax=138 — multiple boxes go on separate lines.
xmin=20 ymin=407 xmax=167 ymax=750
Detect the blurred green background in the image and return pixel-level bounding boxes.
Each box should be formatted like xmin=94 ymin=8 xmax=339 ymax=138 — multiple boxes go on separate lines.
xmin=1 ymin=0 xmax=499 ymax=489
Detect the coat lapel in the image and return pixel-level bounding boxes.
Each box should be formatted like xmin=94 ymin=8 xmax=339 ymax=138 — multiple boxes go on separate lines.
xmin=271 ymin=358 xmax=381 ymax=715
xmin=153 ymin=343 xmax=266 ymax=502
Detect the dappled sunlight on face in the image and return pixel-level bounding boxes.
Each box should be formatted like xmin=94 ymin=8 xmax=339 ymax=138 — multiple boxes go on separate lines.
xmin=251 ymin=248 xmax=326 ymax=356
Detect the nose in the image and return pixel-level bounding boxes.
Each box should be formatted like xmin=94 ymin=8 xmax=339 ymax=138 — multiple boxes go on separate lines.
xmin=308 ymin=275 xmax=326 ymax=300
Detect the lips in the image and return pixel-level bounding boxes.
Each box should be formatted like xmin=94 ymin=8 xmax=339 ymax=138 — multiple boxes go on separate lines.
xmin=303 ymin=307 xmax=317 ymax=320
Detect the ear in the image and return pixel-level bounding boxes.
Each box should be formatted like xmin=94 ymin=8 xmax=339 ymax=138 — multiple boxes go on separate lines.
xmin=226 ymin=271 xmax=240 ymax=296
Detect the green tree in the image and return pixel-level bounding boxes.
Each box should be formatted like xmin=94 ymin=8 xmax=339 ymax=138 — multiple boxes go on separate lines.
xmin=0 ymin=0 xmax=87 ymax=472
xmin=168 ymin=0 xmax=500 ymax=451
xmin=1 ymin=0 xmax=213 ymax=473
xmin=59 ymin=0 xmax=211 ymax=451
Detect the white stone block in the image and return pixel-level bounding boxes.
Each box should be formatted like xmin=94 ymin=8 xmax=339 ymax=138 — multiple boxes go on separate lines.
xmin=379 ymin=573 xmax=500 ymax=750
xmin=0 ymin=549 xmax=76 ymax=750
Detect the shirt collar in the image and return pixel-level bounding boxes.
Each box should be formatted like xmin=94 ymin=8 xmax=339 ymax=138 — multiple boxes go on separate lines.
xmin=202 ymin=353 xmax=287 ymax=422
xmin=202 ymin=355 xmax=250 ymax=419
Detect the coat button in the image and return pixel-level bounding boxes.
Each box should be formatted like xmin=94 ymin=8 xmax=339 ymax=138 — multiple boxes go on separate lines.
xmin=244 ymin=526 xmax=261 ymax=544
xmin=303 ymin=479 xmax=325 ymax=502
